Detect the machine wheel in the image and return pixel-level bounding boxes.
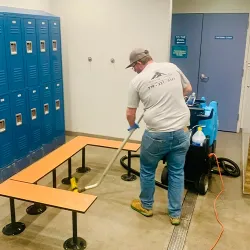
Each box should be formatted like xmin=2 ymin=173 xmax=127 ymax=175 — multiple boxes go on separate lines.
xmin=195 ymin=174 xmax=209 ymax=195
xmin=161 ymin=167 xmax=168 ymax=185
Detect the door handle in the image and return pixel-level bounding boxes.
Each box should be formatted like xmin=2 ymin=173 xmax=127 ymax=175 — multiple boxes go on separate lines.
xmin=200 ymin=73 xmax=209 ymax=82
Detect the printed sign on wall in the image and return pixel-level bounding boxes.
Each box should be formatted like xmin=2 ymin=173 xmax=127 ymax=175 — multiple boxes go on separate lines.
xmin=175 ymin=35 xmax=186 ymax=45
xmin=171 ymin=45 xmax=188 ymax=58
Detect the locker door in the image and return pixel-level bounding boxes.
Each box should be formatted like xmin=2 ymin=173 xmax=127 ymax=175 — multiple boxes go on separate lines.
xmin=37 ymin=19 xmax=51 ymax=84
xmin=0 ymin=17 xmax=8 ymax=94
xmin=11 ymin=90 xmax=29 ymax=160
xmin=49 ymin=19 xmax=62 ymax=81
xmin=23 ymin=18 xmax=39 ymax=87
xmin=54 ymin=81 xmax=65 ymax=137
xmin=41 ymin=83 xmax=54 ymax=144
xmin=170 ymin=14 xmax=203 ymax=93
xmin=5 ymin=16 xmax=25 ymax=91
xmin=198 ymin=14 xmax=249 ymax=132
xmin=0 ymin=95 xmax=14 ymax=168
xmin=27 ymin=87 xmax=42 ymax=151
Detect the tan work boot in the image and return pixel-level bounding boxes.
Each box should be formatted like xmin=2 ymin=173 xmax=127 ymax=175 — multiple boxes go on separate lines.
xmin=167 ymin=210 xmax=181 ymax=225
xmin=131 ymin=199 xmax=153 ymax=217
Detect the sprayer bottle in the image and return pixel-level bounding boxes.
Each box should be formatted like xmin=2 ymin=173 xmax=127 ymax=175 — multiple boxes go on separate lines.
xmin=192 ymin=126 xmax=206 ymax=147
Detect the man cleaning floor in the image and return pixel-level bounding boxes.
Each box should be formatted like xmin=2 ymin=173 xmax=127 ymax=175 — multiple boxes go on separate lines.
xmin=126 ymin=48 xmax=192 ymax=225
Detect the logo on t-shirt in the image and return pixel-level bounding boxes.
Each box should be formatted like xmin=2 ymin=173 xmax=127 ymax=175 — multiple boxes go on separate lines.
xmin=151 ymin=72 xmax=167 ymax=80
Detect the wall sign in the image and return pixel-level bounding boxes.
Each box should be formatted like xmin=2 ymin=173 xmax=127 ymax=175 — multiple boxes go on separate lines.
xmin=175 ymin=35 xmax=186 ymax=45
xmin=215 ymin=36 xmax=233 ymax=40
xmin=172 ymin=45 xmax=188 ymax=58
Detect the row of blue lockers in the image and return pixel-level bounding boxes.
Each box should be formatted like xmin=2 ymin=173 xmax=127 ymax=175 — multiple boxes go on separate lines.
xmin=0 ymin=81 xmax=65 ymax=169
xmin=0 ymin=14 xmax=62 ymax=93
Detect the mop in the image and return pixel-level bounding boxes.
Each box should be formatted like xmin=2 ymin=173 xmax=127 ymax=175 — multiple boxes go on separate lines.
xmin=71 ymin=113 xmax=144 ymax=193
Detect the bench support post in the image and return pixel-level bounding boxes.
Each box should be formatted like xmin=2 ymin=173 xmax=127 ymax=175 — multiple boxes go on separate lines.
xmin=26 ymin=183 xmax=47 ymax=215
xmin=76 ymin=148 xmax=91 ymax=173
xmin=121 ymin=151 xmax=137 ymax=181
xmin=63 ymin=211 xmax=86 ymax=250
xmin=53 ymin=169 xmax=57 ymax=188
xmin=62 ymin=158 xmax=73 ymax=185
xmin=2 ymin=198 xmax=26 ymax=236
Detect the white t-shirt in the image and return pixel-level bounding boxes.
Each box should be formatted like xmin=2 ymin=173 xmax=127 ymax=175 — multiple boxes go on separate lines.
xmin=127 ymin=62 xmax=190 ymax=132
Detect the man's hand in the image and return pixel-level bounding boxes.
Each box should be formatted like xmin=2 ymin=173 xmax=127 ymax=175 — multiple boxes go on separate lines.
xmin=126 ymin=107 xmax=137 ymax=127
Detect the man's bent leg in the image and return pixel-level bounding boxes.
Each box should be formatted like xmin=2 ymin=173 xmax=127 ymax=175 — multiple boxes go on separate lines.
xmin=167 ymin=131 xmax=190 ymax=219
xmin=139 ymin=131 xmax=166 ymax=210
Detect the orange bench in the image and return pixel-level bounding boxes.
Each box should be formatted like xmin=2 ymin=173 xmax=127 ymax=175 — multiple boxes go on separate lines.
xmin=0 ymin=179 xmax=97 ymax=249
xmin=0 ymin=135 xmax=140 ymax=249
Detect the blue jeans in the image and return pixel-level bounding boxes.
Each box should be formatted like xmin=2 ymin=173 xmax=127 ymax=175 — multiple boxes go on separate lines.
xmin=139 ymin=129 xmax=190 ymax=218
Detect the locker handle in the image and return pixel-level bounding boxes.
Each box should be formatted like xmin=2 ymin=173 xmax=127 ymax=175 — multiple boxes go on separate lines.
xmin=55 ymin=100 xmax=60 ymax=110
xmin=16 ymin=114 xmax=22 ymax=126
xmin=40 ymin=40 xmax=46 ymax=52
xmin=31 ymin=108 xmax=37 ymax=120
xmin=44 ymin=104 xmax=49 ymax=115
xmin=10 ymin=42 xmax=17 ymax=55
xmin=52 ymin=40 xmax=57 ymax=51
xmin=0 ymin=119 xmax=6 ymax=133
xmin=26 ymin=41 xmax=33 ymax=54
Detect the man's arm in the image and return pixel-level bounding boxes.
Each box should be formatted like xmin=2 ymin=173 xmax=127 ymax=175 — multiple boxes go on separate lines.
xmin=183 ymin=82 xmax=192 ymax=96
xmin=126 ymin=107 xmax=137 ymax=127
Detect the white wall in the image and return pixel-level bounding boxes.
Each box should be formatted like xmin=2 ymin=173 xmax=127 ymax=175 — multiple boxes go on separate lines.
xmin=0 ymin=0 xmax=51 ymax=12
xmin=50 ymin=0 xmax=172 ymax=141
xmin=173 ymin=0 xmax=250 ymax=133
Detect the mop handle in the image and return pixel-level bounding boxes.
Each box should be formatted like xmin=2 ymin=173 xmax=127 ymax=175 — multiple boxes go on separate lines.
xmin=83 ymin=113 xmax=144 ymax=191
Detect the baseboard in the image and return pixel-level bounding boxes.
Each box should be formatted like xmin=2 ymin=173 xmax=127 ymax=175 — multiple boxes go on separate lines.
xmin=65 ymin=131 xmax=142 ymax=144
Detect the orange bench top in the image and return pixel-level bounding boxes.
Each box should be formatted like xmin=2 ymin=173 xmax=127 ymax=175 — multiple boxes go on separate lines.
xmin=11 ymin=136 xmax=141 ymax=184
xmin=0 ymin=180 xmax=97 ymax=214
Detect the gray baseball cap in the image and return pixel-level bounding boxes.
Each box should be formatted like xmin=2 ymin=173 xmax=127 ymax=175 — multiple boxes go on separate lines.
xmin=125 ymin=48 xmax=150 ymax=69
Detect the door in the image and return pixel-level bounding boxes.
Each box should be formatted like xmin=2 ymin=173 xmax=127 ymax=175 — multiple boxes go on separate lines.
xmin=171 ymin=13 xmax=249 ymax=132
xmin=198 ymin=14 xmax=249 ymax=132
xmin=171 ymin=14 xmax=203 ymax=94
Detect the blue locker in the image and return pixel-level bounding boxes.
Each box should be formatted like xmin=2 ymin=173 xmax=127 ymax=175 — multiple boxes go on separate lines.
xmin=5 ymin=16 xmax=25 ymax=91
xmin=37 ymin=19 xmax=51 ymax=84
xmin=23 ymin=18 xmax=39 ymax=87
xmin=0 ymin=94 xmax=14 ymax=168
xmin=41 ymin=83 xmax=54 ymax=144
xmin=49 ymin=19 xmax=62 ymax=81
xmin=10 ymin=90 xmax=29 ymax=160
xmin=53 ymin=81 xmax=65 ymax=138
xmin=27 ymin=86 xmax=42 ymax=151
xmin=0 ymin=16 xmax=9 ymax=94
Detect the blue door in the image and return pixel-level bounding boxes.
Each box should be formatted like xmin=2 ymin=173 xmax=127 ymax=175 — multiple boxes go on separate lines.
xmin=198 ymin=14 xmax=249 ymax=132
xmin=49 ymin=19 xmax=62 ymax=81
xmin=10 ymin=90 xmax=30 ymax=160
xmin=27 ymin=86 xmax=42 ymax=151
xmin=170 ymin=13 xmax=249 ymax=132
xmin=53 ymin=81 xmax=65 ymax=138
xmin=0 ymin=94 xmax=14 ymax=168
xmin=23 ymin=18 xmax=39 ymax=87
xmin=170 ymin=14 xmax=203 ymax=93
xmin=37 ymin=19 xmax=51 ymax=84
xmin=41 ymin=83 xmax=54 ymax=144
xmin=5 ymin=16 xmax=25 ymax=91
xmin=0 ymin=16 xmax=8 ymax=94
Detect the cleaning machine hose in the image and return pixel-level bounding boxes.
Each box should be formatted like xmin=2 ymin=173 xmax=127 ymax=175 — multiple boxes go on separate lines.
xmin=120 ymin=154 xmax=240 ymax=178
xmin=120 ymin=154 xmax=168 ymax=190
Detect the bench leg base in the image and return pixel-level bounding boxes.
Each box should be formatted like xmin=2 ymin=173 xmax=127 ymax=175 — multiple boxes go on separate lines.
xmin=76 ymin=167 xmax=91 ymax=174
xmin=2 ymin=222 xmax=26 ymax=236
xmin=63 ymin=237 xmax=86 ymax=250
xmin=26 ymin=203 xmax=47 ymax=215
xmin=121 ymin=174 xmax=137 ymax=181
